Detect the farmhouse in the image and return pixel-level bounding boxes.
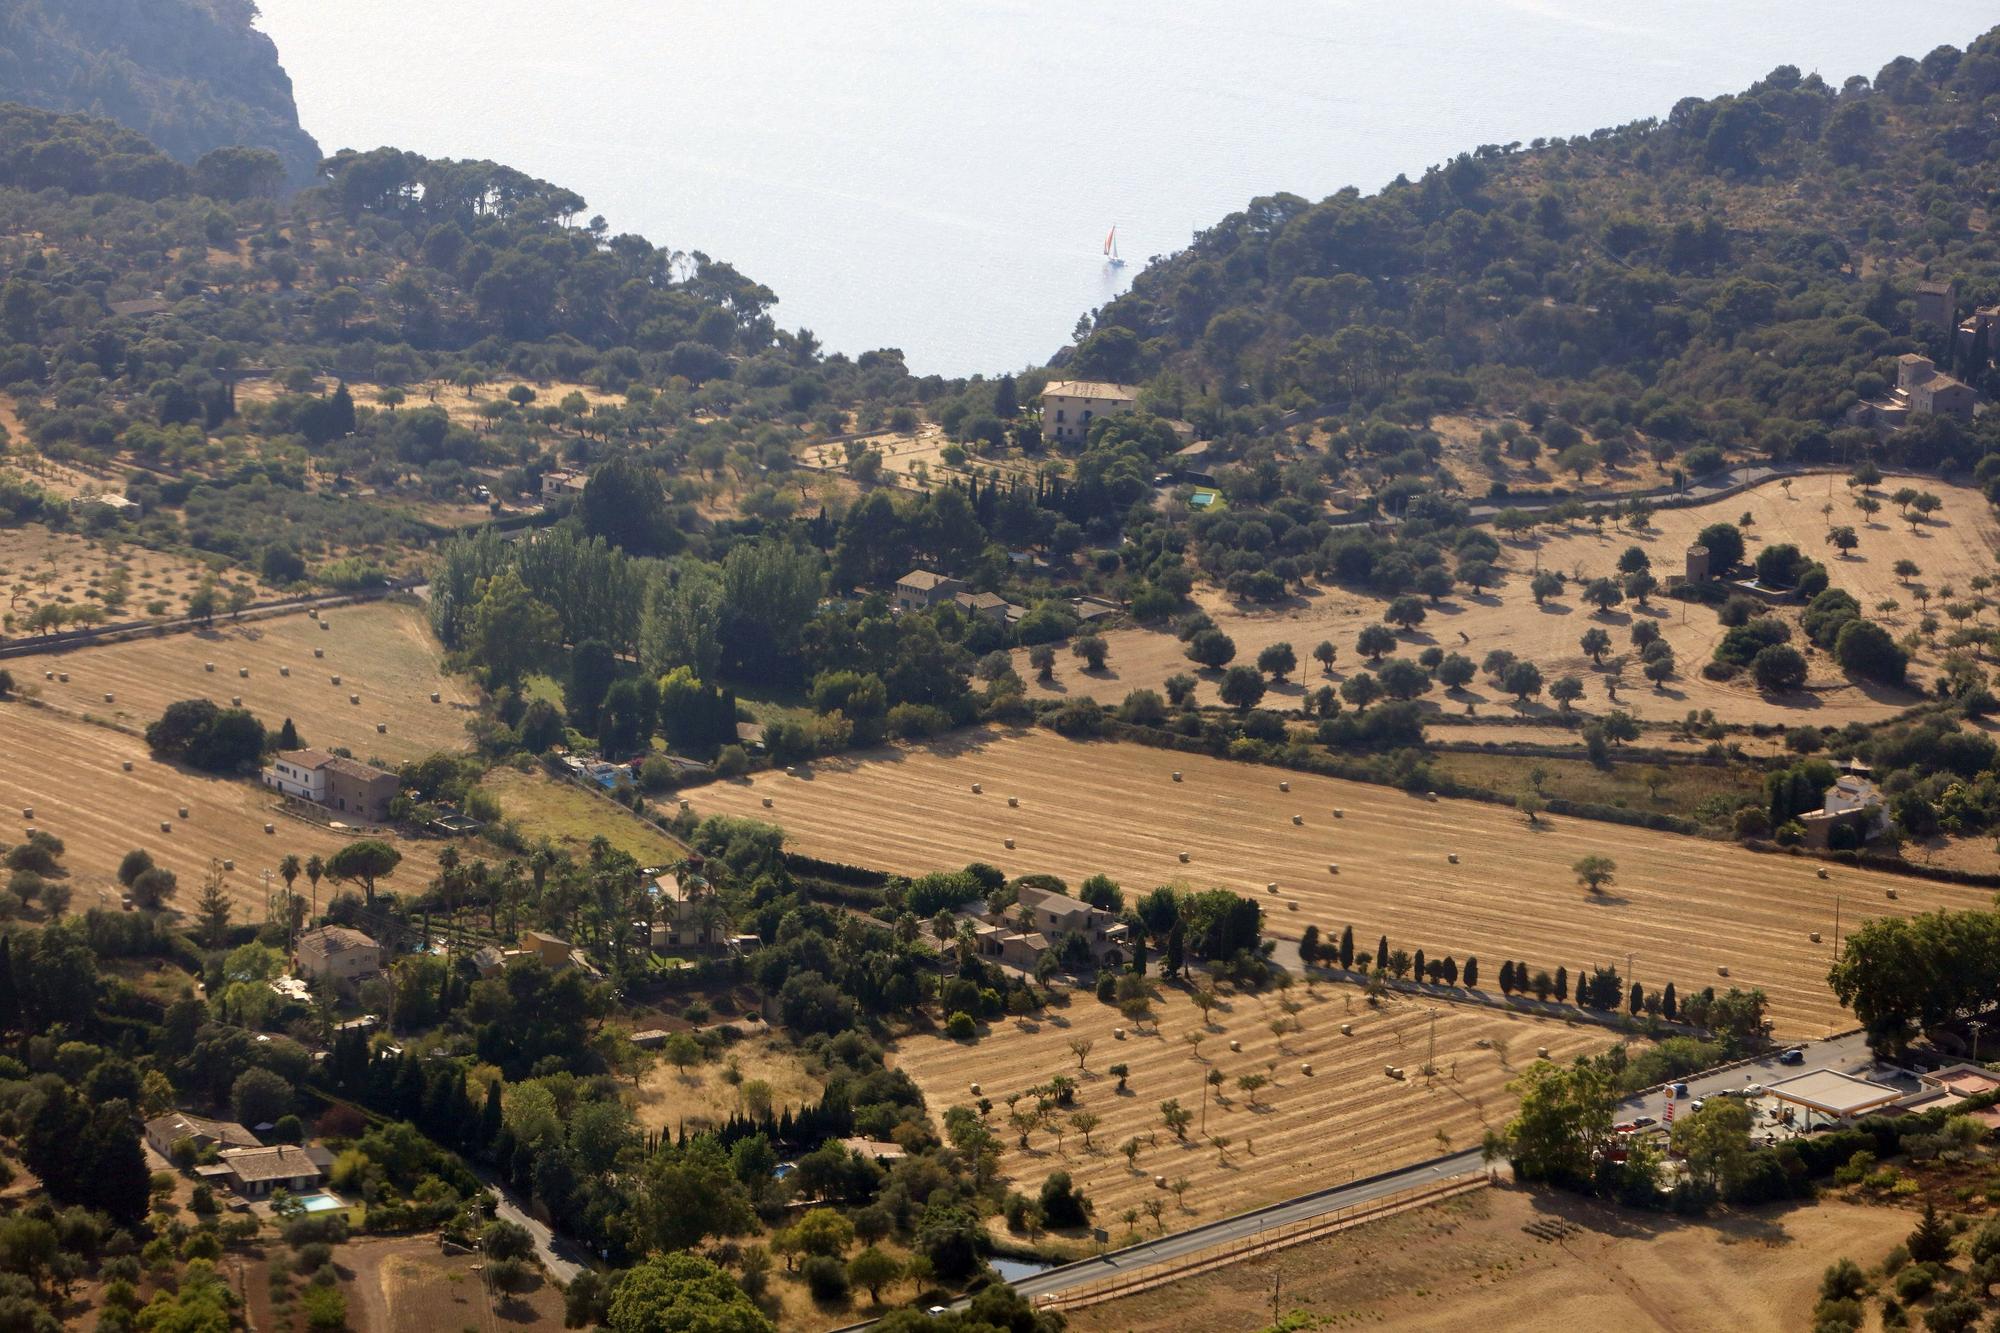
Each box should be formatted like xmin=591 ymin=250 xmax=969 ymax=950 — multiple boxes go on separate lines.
xmin=203 ymin=1144 xmax=324 ymax=1199
xmin=1041 ymin=380 xmax=1137 ymax=445
xmin=973 ymin=885 xmax=1129 ymax=971
xmin=1917 ymin=277 xmax=1956 ymax=330
xmin=1800 ymin=772 xmax=1889 ymax=850
xmin=893 ymin=569 xmax=964 ymax=613
xmin=1853 ymin=354 xmax=1978 ymax=434
xmin=294 ymin=925 xmax=382 ymax=991
xmin=540 ymin=468 xmax=588 ymax=500
xmin=145 ymin=1112 xmax=260 ymax=1159
xmin=648 ymin=869 xmax=723 ymax=951
xmin=263 ymin=749 xmax=400 ymax=823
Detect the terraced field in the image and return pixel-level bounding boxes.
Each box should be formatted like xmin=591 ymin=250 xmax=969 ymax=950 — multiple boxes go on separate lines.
xmin=693 ymin=729 xmax=1990 ymax=1037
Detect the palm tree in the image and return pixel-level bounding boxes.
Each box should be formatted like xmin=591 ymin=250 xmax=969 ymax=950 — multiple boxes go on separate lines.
xmin=304 ymin=855 xmax=324 ymax=924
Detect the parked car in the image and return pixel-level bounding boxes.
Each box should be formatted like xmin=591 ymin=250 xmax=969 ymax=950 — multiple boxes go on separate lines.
xmin=1613 ymin=1121 xmax=1638 ymax=1134
xmin=1778 ymin=1048 xmax=1805 ymax=1065
xmin=1690 ymin=1098 xmax=1706 ymax=1112
xmin=1742 ymin=1083 xmax=1765 ymax=1097
xmin=1631 ymin=1115 xmax=1658 ymax=1129
xmin=1671 ymin=1082 xmax=1690 ymax=1098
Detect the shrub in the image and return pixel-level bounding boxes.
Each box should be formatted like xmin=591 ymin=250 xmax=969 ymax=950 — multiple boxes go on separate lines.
xmin=801 ymin=1254 xmax=849 ymax=1303
xmin=944 ymin=1011 xmax=975 ymax=1040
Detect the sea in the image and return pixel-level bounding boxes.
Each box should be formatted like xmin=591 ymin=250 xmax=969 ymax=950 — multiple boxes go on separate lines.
xmin=254 ymin=1 xmax=1996 ymax=378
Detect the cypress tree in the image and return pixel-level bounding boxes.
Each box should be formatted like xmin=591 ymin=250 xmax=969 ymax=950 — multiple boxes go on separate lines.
xmin=1629 ymin=982 xmax=1644 ymax=1015
xmin=1338 ymin=925 xmax=1355 ymax=970
xmin=1662 ymin=981 xmax=1678 ymax=1021
xmin=1413 ymin=948 xmax=1426 ymax=981
xmin=1555 ymin=966 xmax=1569 ymax=1002
xmin=1165 ymin=922 xmax=1185 ymax=978
xmin=0 ymin=936 xmax=20 ymax=1036
xmin=1299 ymin=925 xmax=1320 ymax=966
xmin=1498 ymin=961 xmax=1514 ymax=993
xmin=1463 ymin=956 xmax=1478 ymax=989
xmin=1375 ymin=935 xmax=1390 ymax=971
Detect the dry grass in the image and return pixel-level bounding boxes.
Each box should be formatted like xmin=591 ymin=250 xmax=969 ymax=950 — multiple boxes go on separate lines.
xmin=344 ymin=1235 xmax=564 ymax=1332
xmin=1017 ymin=473 xmax=1995 ymax=728
xmin=0 ymin=700 xmax=442 ymax=922
xmin=479 ymin=767 xmax=683 ymax=866
xmin=629 ymin=1033 xmax=825 ymax=1135
xmin=1064 ymin=1184 xmax=1909 ymax=1333
xmin=690 ymin=729 xmax=1991 ymax=1037
xmin=8 ymin=601 xmax=474 ymax=763
xmin=0 ymin=525 xmax=269 ymax=628
xmin=892 ymin=982 xmax=1609 ymax=1231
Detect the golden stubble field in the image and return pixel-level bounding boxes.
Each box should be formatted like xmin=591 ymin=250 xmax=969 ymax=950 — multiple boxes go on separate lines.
xmin=891 ymin=982 xmax=1609 ymax=1231
xmin=1063 ymin=1186 xmax=1909 ymax=1333
xmin=9 ymin=601 xmax=475 ymax=764
xmin=1018 ymin=473 xmax=1995 ymax=727
xmin=692 ymin=730 xmax=1992 ymax=1037
xmin=0 ymin=700 xmax=442 ymax=922
xmin=0 ymin=526 xmax=269 ymax=628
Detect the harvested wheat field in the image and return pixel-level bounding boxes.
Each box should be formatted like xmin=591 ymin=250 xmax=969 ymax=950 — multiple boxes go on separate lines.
xmin=10 ymin=600 xmax=474 ymax=763
xmin=693 ymin=730 xmax=1990 ymax=1036
xmin=1019 ymin=473 xmax=1991 ymax=727
xmin=1064 ymin=1184 xmax=1908 ymax=1333
xmin=0 ymin=701 xmax=441 ymax=921
xmin=894 ymin=982 xmax=1607 ymax=1230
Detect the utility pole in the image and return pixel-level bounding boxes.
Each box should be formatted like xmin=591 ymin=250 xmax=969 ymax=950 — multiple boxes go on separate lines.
xmin=1833 ymin=894 xmax=1842 ymax=960
xmin=1272 ymin=1272 xmax=1281 ymax=1326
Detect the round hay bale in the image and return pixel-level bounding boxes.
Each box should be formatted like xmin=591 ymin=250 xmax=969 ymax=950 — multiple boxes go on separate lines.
xmin=1266 ymin=882 xmax=1278 ymax=893
xmin=678 ymin=799 xmax=691 ymax=812
xmin=56 ymin=673 xmax=67 ymax=683
xmin=971 ymin=782 xmax=982 ymax=794
xmin=221 ymin=859 xmax=233 ymax=871
xmin=1816 ymin=867 xmax=1829 ymax=880
xmin=1301 ymin=1063 xmax=1313 ymax=1076
xmin=18 ymin=808 xmax=29 ymax=820
xmin=1004 ymin=837 xmax=1016 ymax=849
xmin=313 ymin=648 xmax=324 ymax=659
xmin=1810 ymin=931 xmax=1822 ymax=943
xmin=280 ymin=666 xmax=290 ymax=677
xmin=1007 ymin=796 xmax=1019 ymax=808
xmin=1155 ymin=1176 xmax=1167 ymax=1189
xmin=1229 ymin=1039 xmax=1241 ymax=1052
xmin=330 ymin=674 xmax=341 ymax=685
xmin=761 ymin=796 xmax=774 ymax=809
xmin=160 ymin=821 xmax=171 ymax=833
xmin=969 ymin=1082 xmax=981 ymax=1095
xmin=1291 ymin=814 xmax=1303 ymax=826
xmin=121 ymin=760 xmax=133 ymax=772
xmin=1334 ymin=808 xmax=1344 ymax=818
xmin=1178 ymin=850 xmax=1190 ymax=863
xmin=1537 ymin=1047 xmax=1549 ymax=1059
xmin=376 ymin=722 xmax=387 ymax=733
xmin=430 ymin=691 xmax=440 ymax=703
xmin=1328 ymin=863 xmax=1339 ymax=874
xmin=265 ymin=823 xmax=275 ymax=834
xmin=1717 ymin=965 xmax=1730 ymax=977
xmin=1287 ymin=900 xmax=1298 ymax=911
xmin=1113 ymin=1028 xmax=1125 ymax=1040
xmin=1426 ymin=791 xmax=1438 ymax=801
xmin=104 ymin=693 xmax=114 ymax=703
xmin=204 ymin=663 xmax=215 ymax=673
xmin=1447 ymin=852 xmax=1459 ymax=864
xmin=178 ymin=806 xmax=189 ymax=819
xmin=1171 ymin=771 xmax=1182 ymax=783
xmin=308 ymin=608 xmax=318 ymax=620
xmin=1886 ymin=888 xmax=1898 ymax=901
xmin=319 ymin=620 xmax=330 ymax=631
xmin=1279 ymin=781 xmax=1290 ymax=792
xmin=41 ymin=671 xmax=51 ymax=680
xmin=1340 ymin=1023 xmax=1353 ymax=1036
xmin=238 ymin=667 xmax=249 ymax=678
xmin=231 ymin=696 xmax=241 ymax=706
xmin=349 ymin=694 xmax=360 ymax=705
xmin=785 ymin=766 xmax=797 ymax=777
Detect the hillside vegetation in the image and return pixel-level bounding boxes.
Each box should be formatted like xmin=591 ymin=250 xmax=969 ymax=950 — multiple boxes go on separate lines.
xmin=0 ymin=0 xmax=321 ymax=189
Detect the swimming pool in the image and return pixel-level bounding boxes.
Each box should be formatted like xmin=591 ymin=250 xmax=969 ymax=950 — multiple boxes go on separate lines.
xmin=293 ymin=1192 xmax=343 ymax=1213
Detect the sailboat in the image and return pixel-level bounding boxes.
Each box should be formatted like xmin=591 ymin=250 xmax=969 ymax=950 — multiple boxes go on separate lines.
xmin=1103 ymin=226 xmax=1126 ymax=269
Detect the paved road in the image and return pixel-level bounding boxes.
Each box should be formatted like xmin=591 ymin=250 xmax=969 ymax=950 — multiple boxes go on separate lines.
xmin=1613 ymin=1028 xmax=1882 ymax=1125
xmin=1005 ymin=1150 xmax=1486 ymax=1304
xmin=482 ymin=1171 xmax=583 ymax=1285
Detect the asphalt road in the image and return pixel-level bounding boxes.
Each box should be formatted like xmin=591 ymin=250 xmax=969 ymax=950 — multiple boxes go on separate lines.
xmin=483 ymin=1170 xmax=584 ymax=1285
xmin=1613 ymin=1028 xmax=1881 ymax=1126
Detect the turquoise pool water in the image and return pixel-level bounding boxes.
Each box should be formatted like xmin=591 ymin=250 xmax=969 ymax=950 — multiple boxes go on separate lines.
xmin=294 ymin=1193 xmax=343 ymax=1213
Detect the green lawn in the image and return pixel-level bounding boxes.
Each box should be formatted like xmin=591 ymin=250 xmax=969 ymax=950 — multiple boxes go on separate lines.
xmin=1426 ymin=749 xmax=1765 ymax=824
xmin=478 ymin=767 xmax=684 ymax=864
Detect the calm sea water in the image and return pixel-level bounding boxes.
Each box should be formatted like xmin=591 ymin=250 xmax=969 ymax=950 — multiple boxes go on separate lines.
xmin=256 ymin=1 xmax=1994 ymax=377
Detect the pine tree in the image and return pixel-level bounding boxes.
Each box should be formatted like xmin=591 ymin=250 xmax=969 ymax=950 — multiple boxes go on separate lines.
xmin=194 ymin=861 xmax=232 ymax=950
xmin=1909 ymin=1203 xmax=1950 ymax=1264
xmin=1299 ymin=925 xmax=1320 ymax=966
xmin=1338 ymin=925 xmax=1355 ymax=970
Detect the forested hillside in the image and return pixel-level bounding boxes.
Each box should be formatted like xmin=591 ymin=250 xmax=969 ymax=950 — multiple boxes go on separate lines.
xmin=1062 ymin=30 xmax=2000 ymax=476
xmin=0 ymin=0 xmax=321 ymax=189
